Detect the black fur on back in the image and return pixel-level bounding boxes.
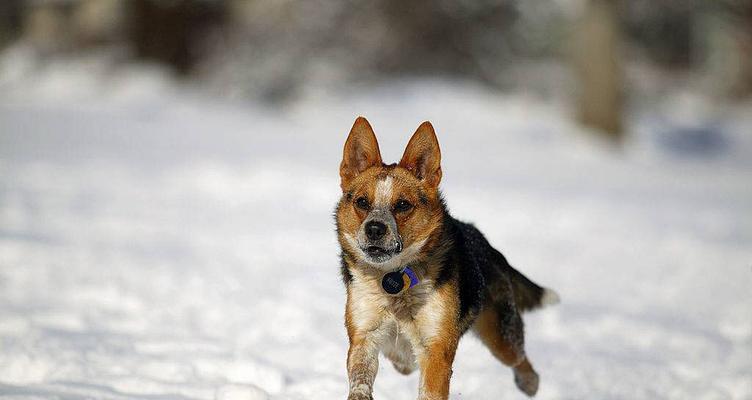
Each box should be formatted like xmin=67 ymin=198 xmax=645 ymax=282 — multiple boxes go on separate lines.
xmin=435 ymin=204 xmax=547 ymax=325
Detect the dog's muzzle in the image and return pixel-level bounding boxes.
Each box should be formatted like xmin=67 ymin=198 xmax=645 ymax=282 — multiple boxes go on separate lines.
xmin=358 ymin=208 xmax=402 ymax=263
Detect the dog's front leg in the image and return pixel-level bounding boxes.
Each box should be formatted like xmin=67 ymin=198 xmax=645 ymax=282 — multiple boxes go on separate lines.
xmin=417 ymin=337 xmax=459 ymax=400
xmin=347 ymin=333 xmax=379 ymax=400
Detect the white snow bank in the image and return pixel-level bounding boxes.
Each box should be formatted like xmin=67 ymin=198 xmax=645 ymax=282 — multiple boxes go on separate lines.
xmin=0 ymin=58 xmax=750 ymax=400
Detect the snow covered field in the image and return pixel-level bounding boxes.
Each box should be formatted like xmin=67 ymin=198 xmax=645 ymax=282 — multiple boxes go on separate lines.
xmin=1 ymin=59 xmax=751 ymax=399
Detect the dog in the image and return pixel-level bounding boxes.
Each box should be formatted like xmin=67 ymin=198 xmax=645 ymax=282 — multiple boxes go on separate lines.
xmin=335 ymin=117 xmax=559 ymax=400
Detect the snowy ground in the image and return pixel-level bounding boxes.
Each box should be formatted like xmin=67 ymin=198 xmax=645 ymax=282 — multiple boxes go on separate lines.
xmin=1 ymin=57 xmax=751 ymax=400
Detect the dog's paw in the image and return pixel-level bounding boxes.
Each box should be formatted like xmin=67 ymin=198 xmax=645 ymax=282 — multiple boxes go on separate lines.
xmin=348 ymin=384 xmax=373 ymax=400
xmin=347 ymin=393 xmax=373 ymax=400
xmin=514 ymin=368 xmax=539 ymax=397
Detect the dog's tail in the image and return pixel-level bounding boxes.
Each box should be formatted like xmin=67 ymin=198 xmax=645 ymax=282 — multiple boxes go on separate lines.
xmin=507 ymin=266 xmax=560 ymax=313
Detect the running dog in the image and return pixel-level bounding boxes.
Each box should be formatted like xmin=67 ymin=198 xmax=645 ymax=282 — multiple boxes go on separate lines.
xmin=335 ymin=117 xmax=559 ymax=400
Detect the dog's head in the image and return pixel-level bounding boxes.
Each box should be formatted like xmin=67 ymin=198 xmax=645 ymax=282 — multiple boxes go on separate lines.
xmin=336 ymin=117 xmax=444 ymax=270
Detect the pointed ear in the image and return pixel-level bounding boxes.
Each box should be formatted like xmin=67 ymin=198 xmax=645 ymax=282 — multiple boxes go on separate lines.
xmin=340 ymin=117 xmax=383 ymax=189
xmin=399 ymin=121 xmax=442 ymax=188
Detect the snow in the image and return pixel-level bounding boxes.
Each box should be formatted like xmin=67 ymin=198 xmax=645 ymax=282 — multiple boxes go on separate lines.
xmin=1 ymin=58 xmax=751 ymax=399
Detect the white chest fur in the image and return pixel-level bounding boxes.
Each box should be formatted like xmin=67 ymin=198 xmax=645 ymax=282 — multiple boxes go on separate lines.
xmin=348 ymin=273 xmax=450 ymax=361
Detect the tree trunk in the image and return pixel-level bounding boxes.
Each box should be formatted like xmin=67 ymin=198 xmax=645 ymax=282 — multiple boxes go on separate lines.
xmin=574 ymin=0 xmax=624 ymax=140
xmin=0 ymin=0 xmax=23 ymax=49
xmin=732 ymin=3 xmax=752 ymax=98
xmin=126 ymin=0 xmax=226 ymax=75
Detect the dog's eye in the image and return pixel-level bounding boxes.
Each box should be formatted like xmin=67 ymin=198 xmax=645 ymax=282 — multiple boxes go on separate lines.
xmin=394 ymin=200 xmax=412 ymax=213
xmin=355 ymin=197 xmax=370 ymax=210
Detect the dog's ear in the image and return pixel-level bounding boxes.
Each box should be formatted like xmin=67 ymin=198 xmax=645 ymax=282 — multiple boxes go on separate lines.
xmin=340 ymin=116 xmax=383 ymax=189
xmin=399 ymin=121 xmax=442 ymax=188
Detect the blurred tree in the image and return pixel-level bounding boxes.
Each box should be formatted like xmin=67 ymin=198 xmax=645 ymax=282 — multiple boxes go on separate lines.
xmin=214 ymin=0 xmax=523 ymax=101
xmin=574 ymin=0 xmax=624 ymax=139
xmin=716 ymin=0 xmax=752 ymax=98
xmin=374 ymin=0 xmax=519 ymax=84
xmin=23 ymin=0 xmax=73 ymax=53
xmin=126 ymin=0 xmax=226 ymax=74
xmin=622 ymin=0 xmax=694 ymax=67
xmin=736 ymin=3 xmax=752 ymax=97
xmin=71 ymin=0 xmax=125 ymax=47
xmin=0 ymin=0 xmax=23 ymax=48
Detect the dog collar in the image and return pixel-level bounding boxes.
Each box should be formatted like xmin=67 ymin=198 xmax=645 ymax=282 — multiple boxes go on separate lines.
xmin=381 ymin=266 xmax=419 ymax=295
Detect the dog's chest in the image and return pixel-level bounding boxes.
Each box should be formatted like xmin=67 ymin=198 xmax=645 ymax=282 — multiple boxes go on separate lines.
xmin=349 ymin=278 xmax=447 ymax=352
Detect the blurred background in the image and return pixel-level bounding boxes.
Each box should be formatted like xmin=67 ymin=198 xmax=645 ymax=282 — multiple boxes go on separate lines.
xmin=1 ymin=1 xmax=751 ymax=127
xmin=0 ymin=1 xmax=750 ymax=399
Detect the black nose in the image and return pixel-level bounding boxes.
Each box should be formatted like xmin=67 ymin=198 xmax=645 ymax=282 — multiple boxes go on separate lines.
xmin=365 ymin=221 xmax=387 ymax=240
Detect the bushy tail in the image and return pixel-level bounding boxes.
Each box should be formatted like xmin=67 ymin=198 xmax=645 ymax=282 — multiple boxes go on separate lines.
xmin=507 ymin=266 xmax=560 ymax=313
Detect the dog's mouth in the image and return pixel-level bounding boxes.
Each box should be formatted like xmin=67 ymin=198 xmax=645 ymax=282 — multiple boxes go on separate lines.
xmin=361 ymin=243 xmax=402 ymax=263
xmin=366 ymin=246 xmax=389 ymax=257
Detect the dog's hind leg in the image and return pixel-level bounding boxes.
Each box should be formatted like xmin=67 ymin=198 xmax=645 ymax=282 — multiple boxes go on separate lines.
xmin=381 ymin=332 xmax=416 ymax=375
xmin=473 ymin=301 xmax=539 ymax=397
